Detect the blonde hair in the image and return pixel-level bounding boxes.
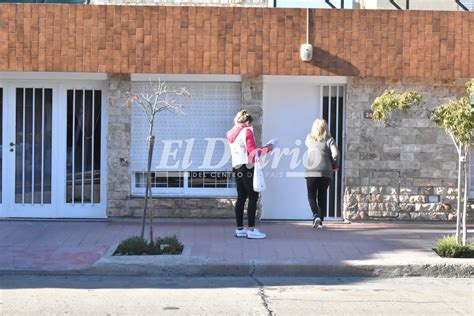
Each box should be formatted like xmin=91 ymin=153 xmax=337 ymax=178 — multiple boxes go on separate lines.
xmin=308 ymin=119 xmax=330 ymax=142
xmin=233 ymin=110 xmax=254 ymax=125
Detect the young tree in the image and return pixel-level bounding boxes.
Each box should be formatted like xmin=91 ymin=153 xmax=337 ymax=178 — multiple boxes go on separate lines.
xmin=432 ymin=81 xmax=473 ymax=245
xmin=372 ymin=81 xmax=473 ymax=245
xmin=126 ymin=80 xmax=191 ymax=244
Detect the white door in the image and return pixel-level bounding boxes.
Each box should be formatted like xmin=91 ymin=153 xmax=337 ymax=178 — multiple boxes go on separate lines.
xmin=3 ymin=85 xmax=58 ymax=217
xmin=0 ymin=81 xmax=107 ymax=218
xmin=0 ymin=86 xmax=4 ymax=215
xmin=57 ymin=84 xmax=107 ymax=218
xmin=261 ymin=77 xmax=345 ymax=220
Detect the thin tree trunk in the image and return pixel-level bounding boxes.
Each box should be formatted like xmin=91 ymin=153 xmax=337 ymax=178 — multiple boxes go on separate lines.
xmin=455 ymin=148 xmax=463 ymax=244
xmin=449 ymin=133 xmax=463 ymax=244
xmin=141 ymin=123 xmax=155 ymax=239
xmin=148 ymin=135 xmax=155 ymax=246
xmin=462 ymin=146 xmax=469 ymax=246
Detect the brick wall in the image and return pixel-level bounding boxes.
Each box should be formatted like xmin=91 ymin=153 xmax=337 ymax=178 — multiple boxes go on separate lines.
xmin=1 ymin=4 xmax=473 ymax=78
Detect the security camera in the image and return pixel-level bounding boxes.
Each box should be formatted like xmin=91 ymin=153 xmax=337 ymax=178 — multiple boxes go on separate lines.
xmin=300 ymin=43 xmax=313 ymax=62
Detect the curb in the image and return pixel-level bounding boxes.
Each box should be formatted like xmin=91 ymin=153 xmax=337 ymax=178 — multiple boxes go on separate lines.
xmin=1 ymin=244 xmax=472 ymax=278
xmin=0 ymin=244 xmax=474 ymax=278
xmin=85 ymin=256 xmax=474 ymax=278
xmin=1 ymin=261 xmax=472 ymax=278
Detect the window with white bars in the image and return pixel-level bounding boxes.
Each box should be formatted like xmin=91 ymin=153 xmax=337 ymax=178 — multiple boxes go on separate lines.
xmin=132 ymin=171 xmax=236 ymax=196
xmin=130 ymin=81 xmax=240 ymax=197
xmin=15 ymin=88 xmax=53 ymax=205
xmin=322 ymin=85 xmax=345 ymax=218
xmin=135 ymin=172 xmax=184 ymax=189
xmin=66 ymin=89 xmax=102 ymax=204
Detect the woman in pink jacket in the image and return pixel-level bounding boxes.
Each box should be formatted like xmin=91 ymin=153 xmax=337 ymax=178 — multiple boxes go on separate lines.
xmin=226 ymin=110 xmax=272 ymax=239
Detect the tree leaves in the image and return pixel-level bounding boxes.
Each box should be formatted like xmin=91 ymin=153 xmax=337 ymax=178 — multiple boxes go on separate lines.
xmin=432 ymin=96 xmax=473 ymax=146
xmin=371 ymin=89 xmax=422 ymax=124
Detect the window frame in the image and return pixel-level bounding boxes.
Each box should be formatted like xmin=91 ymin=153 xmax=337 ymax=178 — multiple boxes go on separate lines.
xmin=131 ymin=171 xmax=237 ymax=198
xmin=129 ymin=75 xmax=241 ymax=199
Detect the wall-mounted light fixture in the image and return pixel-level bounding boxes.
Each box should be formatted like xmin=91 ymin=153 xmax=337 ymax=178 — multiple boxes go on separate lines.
xmin=300 ymin=8 xmax=313 ymax=62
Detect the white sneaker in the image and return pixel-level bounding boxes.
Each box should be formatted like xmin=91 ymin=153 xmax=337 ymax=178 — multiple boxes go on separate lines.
xmin=235 ymin=227 xmax=248 ymax=238
xmin=246 ymin=228 xmax=266 ymax=239
xmin=317 ymin=224 xmax=323 ymax=230
xmin=312 ymin=217 xmax=321 ymax=228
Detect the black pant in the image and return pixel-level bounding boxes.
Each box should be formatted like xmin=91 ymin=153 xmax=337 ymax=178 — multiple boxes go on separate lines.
xmin=233 ymin=165 xmax=259 ymax=228
xmin=306 ymin=177 xmax=331 ymax=222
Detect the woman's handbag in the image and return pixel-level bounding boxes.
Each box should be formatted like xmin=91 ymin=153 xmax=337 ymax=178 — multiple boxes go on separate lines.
xmin=253 ymin=153 xmax=266 ymax=192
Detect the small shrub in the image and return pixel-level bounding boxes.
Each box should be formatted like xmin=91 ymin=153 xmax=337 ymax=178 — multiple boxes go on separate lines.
xmin=156 ymin=235 xmax=184 ymax=255
xmin=434 ymin=235 xmax=474 ymax=258
xmin=114 ymin=235 xmax=184 ymax=256
xmin=115 ymin=236 xmax=149 ymax=255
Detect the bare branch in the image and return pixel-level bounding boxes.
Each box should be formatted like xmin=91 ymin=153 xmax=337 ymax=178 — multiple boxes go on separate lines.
xmin=124 ymin=79 xmax=190 ymax=240
xmin=448 ymin=132 xmax=461 ymax=155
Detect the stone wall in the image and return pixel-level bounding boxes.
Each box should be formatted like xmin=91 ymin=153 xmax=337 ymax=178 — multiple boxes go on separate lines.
xmin=91 ymin=0 xmax=268 ymax=6
xmin=107 ymin=74 xmax=133 ymax=215
xmin=344 ymin=77 xmax=473 ymax=221
xmin=106 ymin=74 xmax=263 ymax=218
xmin=241 ymin=75 xmax=263 ymax=146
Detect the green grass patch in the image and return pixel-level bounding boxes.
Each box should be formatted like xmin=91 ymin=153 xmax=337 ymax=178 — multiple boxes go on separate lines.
xmin=434 ymin=235 xmax=474 ymax=258
xmin=114 ymin=235 xmax=184 ymax=256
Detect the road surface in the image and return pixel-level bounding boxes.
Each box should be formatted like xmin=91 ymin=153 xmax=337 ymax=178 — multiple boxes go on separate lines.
xmin=1 ymin=276 xmax=472 ymax=315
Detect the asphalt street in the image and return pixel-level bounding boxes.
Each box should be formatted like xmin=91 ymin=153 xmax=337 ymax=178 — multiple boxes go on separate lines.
xmin=0 ymin=276 xmax=472 ymax=315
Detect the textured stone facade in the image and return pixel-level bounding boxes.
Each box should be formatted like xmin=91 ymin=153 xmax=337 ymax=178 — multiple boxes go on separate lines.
xmin=91 ymin=0 xmax=268 ymax=6
xmin=241 ymin=75 xmax=263 ymax=146
xmin=344 ymin=77 xmax=473 ymax=221
xmin=107 ymin=74 xmax=133 ymax=215
xmin=106 ymin=74 xmax=263 ymax=218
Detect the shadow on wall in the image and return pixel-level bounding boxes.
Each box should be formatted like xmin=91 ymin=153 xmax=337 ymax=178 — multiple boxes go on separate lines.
xmin=305 ymin=9 xmax=360 ymax=77
xmin=310 ymin=46 xmax=360 ymax=76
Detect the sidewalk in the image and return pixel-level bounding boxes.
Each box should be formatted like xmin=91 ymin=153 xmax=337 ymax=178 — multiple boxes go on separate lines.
xmin=0 ymin=220 xmax=472 ymax=277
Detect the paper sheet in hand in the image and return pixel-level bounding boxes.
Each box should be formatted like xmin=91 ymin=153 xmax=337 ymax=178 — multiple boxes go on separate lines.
xmin=265 ymin=138 xmax=279 ymax=146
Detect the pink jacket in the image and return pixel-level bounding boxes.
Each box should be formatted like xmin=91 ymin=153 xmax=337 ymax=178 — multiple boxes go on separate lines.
xmin=226 ymin=124 xmax=271 ymax=164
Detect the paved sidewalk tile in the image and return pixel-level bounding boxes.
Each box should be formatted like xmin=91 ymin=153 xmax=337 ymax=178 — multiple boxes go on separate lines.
xmin=0 ymin=220 xmax=472 ymax=272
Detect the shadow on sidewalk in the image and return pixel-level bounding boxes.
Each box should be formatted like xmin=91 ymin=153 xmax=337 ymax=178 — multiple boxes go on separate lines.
xmin=0 ymin=275 xmax=374 ymax=290
xmin=0 ymin=220 xmax=471 ymax=289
